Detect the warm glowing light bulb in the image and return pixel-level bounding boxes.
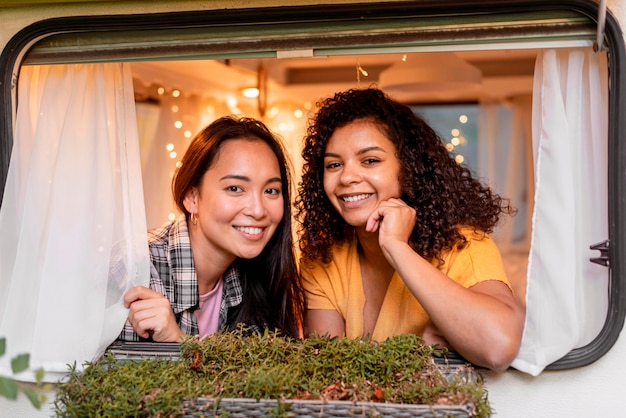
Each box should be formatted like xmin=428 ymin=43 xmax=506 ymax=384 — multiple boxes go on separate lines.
xmin=459 ymin=115 xmax=468 ymax=123
xmin=227 ymin=97 xmax=238 ymax=108
xmin=268 ymin=107 xmax=279 ymax=118
xmin=166 ymin=143 xmax=175 ymax=151
xmin=242 ymin=87 xmax=260 ymax=98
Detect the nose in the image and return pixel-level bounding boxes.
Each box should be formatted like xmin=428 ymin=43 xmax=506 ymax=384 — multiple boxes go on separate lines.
xmin=244 ymin=192 xmax=269 ymax=219
xmin=339 ymin=161 xmax=361 ymax=185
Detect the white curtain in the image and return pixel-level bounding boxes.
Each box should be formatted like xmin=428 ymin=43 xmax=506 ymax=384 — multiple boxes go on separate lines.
xmin=478 ymin=97 xmax=533 ymax=255
xmin=512 ymin=48 xmax=609 ymax=376
xmin=139 ymin=92 xmax=222 ymax=229
xmin=477 ymin=97 xmax=533 ymax=306
xmin=0 ymin=63 xmax=149 ymax=382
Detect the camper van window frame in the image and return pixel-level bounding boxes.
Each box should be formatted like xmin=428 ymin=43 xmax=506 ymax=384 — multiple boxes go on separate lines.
xmin=0 ymin=0 xmax=624 ymax=371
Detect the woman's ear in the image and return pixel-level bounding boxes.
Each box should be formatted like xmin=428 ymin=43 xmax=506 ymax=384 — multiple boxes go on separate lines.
xmin=183 ymin=187 xmax=198 ymax=215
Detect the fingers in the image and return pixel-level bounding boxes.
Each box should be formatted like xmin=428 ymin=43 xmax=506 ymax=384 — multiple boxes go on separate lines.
xmin=124 ymin=287 xmax=183 ymax=342
xmin=128 ymin=301 xmax=165 ymax=338
xmin=127 ymin=302 xmax=157 ymax=339
xmin=366 ymin=198 xmax=416 ymax=238
xmin=366 ymin=198 xmax=401 ymax=231
xmin=365 ymin=217 xmax=380 ymax=233
xmin=123 ymin=285 xmax=162 ymax=307
xmin=422 ymin=320 xmax=451 ymax=349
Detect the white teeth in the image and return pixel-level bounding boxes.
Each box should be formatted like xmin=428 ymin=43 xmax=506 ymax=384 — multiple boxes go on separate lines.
xmin=235 ymin=226 xmax=263 ymax=235
xmin=342 ymin=194 xmax=371 ymax=202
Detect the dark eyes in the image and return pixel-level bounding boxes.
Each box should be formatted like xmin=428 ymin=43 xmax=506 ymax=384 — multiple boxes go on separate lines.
xmin=225 ymin=185 xmax=281 ymax=195
xmin=324 ymin=158 xmax=380 ymax=170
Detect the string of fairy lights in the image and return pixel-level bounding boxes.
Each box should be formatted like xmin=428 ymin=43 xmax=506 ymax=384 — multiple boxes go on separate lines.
xmin=138 ymin=58 xmax=475 ymax=225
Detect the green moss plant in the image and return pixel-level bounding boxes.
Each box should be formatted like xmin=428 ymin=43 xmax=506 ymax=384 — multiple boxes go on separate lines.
xmin=54 ymin=328 xmax=492 ymax=417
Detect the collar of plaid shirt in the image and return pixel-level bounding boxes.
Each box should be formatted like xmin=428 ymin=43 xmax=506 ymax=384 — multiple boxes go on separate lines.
xmin=152 ymin=215 xmax=244 ymax=334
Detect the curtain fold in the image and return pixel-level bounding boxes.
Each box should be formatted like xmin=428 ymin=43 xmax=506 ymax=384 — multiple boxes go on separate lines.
xmin=477 ymin=98 xmax=533 ymax=306
xmin=0 ymin=63 xmax=149 ymax=382
xmin=477 ymin=100 xmax=530 ymax=254
xmin=512 ymin=48 xmax=609 ymax=376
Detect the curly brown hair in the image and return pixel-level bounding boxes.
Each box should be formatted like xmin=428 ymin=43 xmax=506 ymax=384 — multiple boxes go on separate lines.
xmin=295 ymin=88 xmax=515 ymax=265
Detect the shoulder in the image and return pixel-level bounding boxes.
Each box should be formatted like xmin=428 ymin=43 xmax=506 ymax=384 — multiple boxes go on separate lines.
xmin=148 ymin=215 xmax=190 ymax=249
xmin=147 ymin=216 xmax=193 ymax=272
xmin=456 ymin=226 xmax=500 ymax=253
xmin=301 ymin=240 xmax=356 ymax=272
xmin=457 ymin=225 xmax=488 ymax=240
xmin=439 ymin=226 xmax=510 ymax=287
xmin=300 ymin=240 xmax=359 ymax=290
xmin=300 ymin=241 xmax=359 ymax=305
xmin=148 ymin=220 xmax=174 ymax=245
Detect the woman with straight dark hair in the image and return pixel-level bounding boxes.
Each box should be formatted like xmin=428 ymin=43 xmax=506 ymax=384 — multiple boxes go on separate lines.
xmin=119 ymin=115 xmax=305 ymax=341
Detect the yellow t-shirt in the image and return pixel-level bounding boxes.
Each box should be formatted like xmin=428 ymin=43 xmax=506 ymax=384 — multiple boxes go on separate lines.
xmin=301 ymin=228 xmax=511 ymax=341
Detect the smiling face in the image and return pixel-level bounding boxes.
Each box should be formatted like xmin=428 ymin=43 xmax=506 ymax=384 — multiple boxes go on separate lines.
xmin=323 ymin=120 xmax=402 ymax=228
xmin=183 ymin=138 xmax=284 ymax=263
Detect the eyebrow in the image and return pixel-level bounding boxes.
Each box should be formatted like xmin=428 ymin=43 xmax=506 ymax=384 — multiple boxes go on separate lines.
xmin=220 ymin=174 xmax=282 ymax=184
xmin=324 ymin=146 xmax=387 ymax=158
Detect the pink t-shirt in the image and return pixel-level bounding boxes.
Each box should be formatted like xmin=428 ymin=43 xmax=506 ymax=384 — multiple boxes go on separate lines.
xmin=194 ymin=279 xmax=223 ymax=336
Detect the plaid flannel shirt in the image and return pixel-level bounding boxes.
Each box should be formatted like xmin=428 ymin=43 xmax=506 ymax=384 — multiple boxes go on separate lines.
xmin=117 ymin=215 xmax=244 ymax=341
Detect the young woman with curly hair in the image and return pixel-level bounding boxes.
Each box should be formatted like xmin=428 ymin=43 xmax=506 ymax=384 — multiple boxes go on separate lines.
xmin=295 ymin=88 xmax=524 ymax=371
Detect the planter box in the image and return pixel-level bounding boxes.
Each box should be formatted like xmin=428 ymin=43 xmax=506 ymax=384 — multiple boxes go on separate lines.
xmin=182 ymin=397 xmax=476 ymax=417
xmin=100 ymin=338 xmax=484 ymax=418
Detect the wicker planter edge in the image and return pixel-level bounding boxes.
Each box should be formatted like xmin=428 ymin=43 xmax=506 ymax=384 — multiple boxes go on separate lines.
xmin=181 ymin=397 xmax=476 ymax=417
